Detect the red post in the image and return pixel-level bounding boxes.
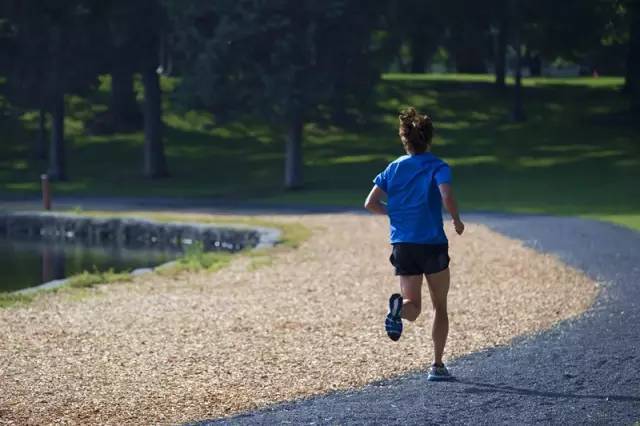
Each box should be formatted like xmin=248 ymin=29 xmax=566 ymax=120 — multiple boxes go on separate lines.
xmin=41 ymin=174 xmax=51 ymax=210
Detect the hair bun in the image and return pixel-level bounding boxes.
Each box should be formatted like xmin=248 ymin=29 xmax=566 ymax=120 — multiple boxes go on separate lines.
xmin=399 ymin=107 xmax=418 ymax=128
xmin=398 ymin=107 xmax=434 ymax=154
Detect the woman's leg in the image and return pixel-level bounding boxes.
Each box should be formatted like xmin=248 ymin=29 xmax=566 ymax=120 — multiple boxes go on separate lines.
xmin=400 ymin=275 xmax=423 ymax=321
xmin=425 ymin=268 xmax=450 ymax=365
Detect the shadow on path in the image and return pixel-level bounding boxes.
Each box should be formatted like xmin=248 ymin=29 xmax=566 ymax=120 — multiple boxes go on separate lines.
xmin=454 ymin=379 xmax=640 ymax=403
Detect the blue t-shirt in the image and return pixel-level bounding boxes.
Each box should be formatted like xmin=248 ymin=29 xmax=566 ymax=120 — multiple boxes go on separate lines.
xmin=373 ymin=153 xmax=451 ymax=244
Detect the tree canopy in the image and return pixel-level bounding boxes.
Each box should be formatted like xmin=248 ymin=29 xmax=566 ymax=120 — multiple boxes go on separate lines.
xmin=0 ymin=0 xmax=636 ymax=188
xmin=168 ymin=0 xmax=389 ymax=187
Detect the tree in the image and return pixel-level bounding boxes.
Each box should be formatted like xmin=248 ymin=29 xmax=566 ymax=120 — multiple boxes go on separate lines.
xmin=100 ymin=0 xmax=169 ymax=177
xmin=439 ymin=0 xmax=494 ymax=73
xmin=626 ymin=0 xmax=640 ymax=113
xmin=168 ymin=0 xmax=386 ymax=189
xmin=493 ymin=0 xmax=509 ymax=88
xmin=135 ymin=0 xmax=169 ymax=178
xmin=2 ymin=1 xmax=107 ymax=180
xmin=396 ymin=0 xmax=446 ymax=74
xmin=522 ymin=0 xmax=614 ymax=64
xmin=510 ymin=0 xmax=525 ymax=121
xmin=0 ymin=2 xmax=50 ymax=159
xmin=101 ymin=1 xmax=144 ymax=133
xmin=141 ymin=41 xmax=169 ymax=179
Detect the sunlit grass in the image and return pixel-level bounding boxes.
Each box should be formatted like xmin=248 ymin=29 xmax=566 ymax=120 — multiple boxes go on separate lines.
xmin=0 ymin=292 xmax=34 ymax=308
xmin=1 ymin=73 xmax=638 ymax=230
xmin=67 ymin=269 xmax=133 ymax=289
xmin=383 ymin=73 xmax=624 ymax=88
xmin=584 ymin=214 xmax=640 ymax=231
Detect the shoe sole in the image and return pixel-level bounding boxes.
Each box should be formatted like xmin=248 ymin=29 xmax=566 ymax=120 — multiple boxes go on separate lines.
xmin=386 ymin=294 xmax=403 ymax=341
xmin=388 ymin=293 xmax=402 ymax=318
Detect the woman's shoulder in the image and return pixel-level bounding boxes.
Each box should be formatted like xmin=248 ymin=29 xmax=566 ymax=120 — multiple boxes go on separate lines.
xmin=391 ymin=154 xmax=411 ymax=164
xmin=384 ymin=155 xmax=411 ymax=171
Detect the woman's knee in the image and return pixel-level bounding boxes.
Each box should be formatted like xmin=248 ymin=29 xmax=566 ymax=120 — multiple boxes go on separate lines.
xmin=403 ymin=300 xmax=421 ymax=321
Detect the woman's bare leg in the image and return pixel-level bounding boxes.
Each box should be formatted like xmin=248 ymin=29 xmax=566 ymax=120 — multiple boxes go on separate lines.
xmin=400 ymin=275 xmax=423 ymax=321
xmin=425 ymin=268 xmax=450 ymax=365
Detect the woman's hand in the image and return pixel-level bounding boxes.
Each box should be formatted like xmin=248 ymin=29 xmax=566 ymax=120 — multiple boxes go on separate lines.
xmin=453 ymin=218 xmax=465 ymax=235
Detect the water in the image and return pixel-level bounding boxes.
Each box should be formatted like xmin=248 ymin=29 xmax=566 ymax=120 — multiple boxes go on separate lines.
xmin=0 ymin=237 xmax=183 ymax=293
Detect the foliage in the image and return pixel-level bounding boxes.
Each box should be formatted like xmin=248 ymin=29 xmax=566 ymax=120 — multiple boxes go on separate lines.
xmin=0 ymin=291 xmax=34 ymax=308
xmin=66 ymin=268 xmax=133 ymax=288
xmin=0 ymin=1 xmax=107 ymax=109
xmin=175 ymin=241 xmax=232 ymax=271
xmin=168 ymin=0 xmax=385 ymax=121
xmin=166 ymin=0 xmax=392 ymax=187
xmin=522 ymin=0 xmax=621 ymax=67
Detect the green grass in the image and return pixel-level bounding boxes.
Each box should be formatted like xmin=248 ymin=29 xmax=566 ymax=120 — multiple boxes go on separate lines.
xmin=66 ymin=268 xmax=133 ymax=289
xmin=158 ymin=241 xmax=234 ymax=275
xmin=584 ymin=214 xmax=640 ymax=231
xmin=0 ymin=269 xmax=133 ymax=308
xmin=1 ymin=73 xmax=638 ymax=229
xmin=0 ymin=292 xmax=34 ymax=308
xmin=382 ymin=73 xmax=625 ymax=88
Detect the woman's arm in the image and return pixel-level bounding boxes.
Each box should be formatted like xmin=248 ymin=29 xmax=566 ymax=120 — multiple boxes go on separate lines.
xmin=364 ymin=185 xmax=388 ymax=215
xmin=438 ymin=183 xmax=464 ymax=235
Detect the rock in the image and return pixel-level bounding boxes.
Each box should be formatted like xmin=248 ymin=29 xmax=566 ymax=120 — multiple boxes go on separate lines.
xmin=0 ymin=211 xmax=281 ymax=254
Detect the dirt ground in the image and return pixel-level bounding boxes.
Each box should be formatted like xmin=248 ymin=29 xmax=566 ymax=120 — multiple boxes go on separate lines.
xmin=0 ymin=214 xmax=598 ymax=425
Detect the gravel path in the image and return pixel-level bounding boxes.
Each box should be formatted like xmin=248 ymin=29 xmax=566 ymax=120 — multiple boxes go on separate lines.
xmin=0 ymin=213 xmax=596 ymax=425
xmin=195 ymin=214 xmax=640 ymax=425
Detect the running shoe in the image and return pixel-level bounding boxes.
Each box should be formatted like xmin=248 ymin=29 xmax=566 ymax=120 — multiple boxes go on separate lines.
xmin=427 ymin=363 xmax=453 ymax=381
xmin=385 ymin=293 xmax=403 ymax=341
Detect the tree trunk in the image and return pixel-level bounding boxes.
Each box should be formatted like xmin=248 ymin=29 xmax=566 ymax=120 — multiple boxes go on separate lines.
xmin=623 ymin=46 xmax=633 ymax=94
xmin=110 ymin=66 xmax=140 ymax=129
xmin=47 ymin=25 xmax=66 ymax=180
xmin=142 ymin=65 xmax=169 ymax=178
xmin=48 ymin=90 xmax=66 ymax=180
xmin=409 ymin=33 xmax=426 ymax=74
xmin=284 ymin=111 xmax=303 ymax=189
xmin=510 ymin=0 xmax=525 ymax=122
xmin=512 ymin=46 xmax=525 ymax=121
xmin=627 ymin=1 xmax=640 ymax=114
xmin=35 ymin=106 xmax=47 ymax=160
xmin=495 ymin=16 xmax=507 ymax=89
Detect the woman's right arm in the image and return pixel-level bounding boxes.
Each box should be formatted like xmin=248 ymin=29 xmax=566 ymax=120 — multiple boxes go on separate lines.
xmin=364 ymin=185 xmax=388 ymax=215
xmin=438 ymin=183 xmax=464 ymax=235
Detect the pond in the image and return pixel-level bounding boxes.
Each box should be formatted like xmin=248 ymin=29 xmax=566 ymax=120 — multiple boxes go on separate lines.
xmin=0 ymin=237 xmax=182 ymax=293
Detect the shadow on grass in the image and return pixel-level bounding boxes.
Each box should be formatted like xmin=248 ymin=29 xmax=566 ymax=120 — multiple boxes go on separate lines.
xmin=1 ymin=76 xmax=638 ymax=222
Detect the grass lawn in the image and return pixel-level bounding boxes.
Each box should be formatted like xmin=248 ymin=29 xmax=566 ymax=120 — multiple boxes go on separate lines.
xmin=1 ymin=74 xmax=638 ymax=230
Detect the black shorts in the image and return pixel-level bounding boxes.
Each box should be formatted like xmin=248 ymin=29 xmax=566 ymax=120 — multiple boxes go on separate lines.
xmin=389 ymin=243 xmax=450 ymax=276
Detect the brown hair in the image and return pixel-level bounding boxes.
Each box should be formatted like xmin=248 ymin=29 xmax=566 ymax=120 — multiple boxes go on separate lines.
xmin=398 ymin=107 xmax=433 ymax=154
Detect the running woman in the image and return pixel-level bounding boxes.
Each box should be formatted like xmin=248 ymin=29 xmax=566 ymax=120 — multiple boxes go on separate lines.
xmin=364 ymin=107 xmax=464 ymax=381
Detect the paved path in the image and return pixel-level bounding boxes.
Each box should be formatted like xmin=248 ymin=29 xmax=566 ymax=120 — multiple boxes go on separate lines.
xmin=191 ymin=214 xmax=640 ymax=425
